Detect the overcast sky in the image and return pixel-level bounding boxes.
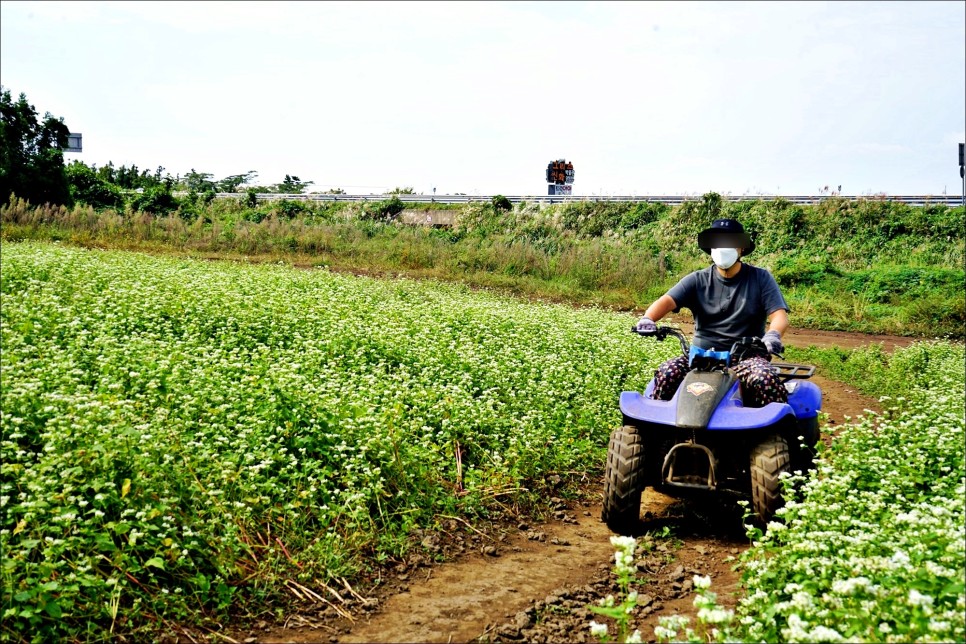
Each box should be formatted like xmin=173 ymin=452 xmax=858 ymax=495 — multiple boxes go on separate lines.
xmin=2 ymin=1 xmax=964 ymax=196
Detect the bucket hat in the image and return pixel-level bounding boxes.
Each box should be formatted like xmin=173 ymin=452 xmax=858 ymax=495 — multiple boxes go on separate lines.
xmin=697 ymin=218 xmax=755 ymax=255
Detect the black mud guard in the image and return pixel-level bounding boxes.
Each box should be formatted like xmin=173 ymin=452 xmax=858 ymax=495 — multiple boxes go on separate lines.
xmin=676 ymin=371 xmax=736 ymax=429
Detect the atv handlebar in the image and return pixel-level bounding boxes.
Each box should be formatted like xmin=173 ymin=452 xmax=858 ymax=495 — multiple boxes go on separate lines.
xmin=631 ymin=324 xmax=690 ymax=356
xmin=631 ymin=325 xmax=814 ymax=380
xmin=630 ymin=326 xmax=782 ymax=360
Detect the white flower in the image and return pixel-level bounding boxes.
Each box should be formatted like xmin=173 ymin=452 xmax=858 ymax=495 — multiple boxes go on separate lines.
xmin=625 ymin=629 xmax=643 ymax=643
xmin=609 ymin=535 xmax=637 ymax=550
xmin=654 ymin=625 xmax=675 ymax=640
xmin=783 ymin=614 xmax=809 ymax=641
xmin=928 ymin=619 xmax=950 ymax=632
xmin=808 ymin=625 xmax=843 ymax=642
xmin=908 ymin=589 xmax=934 ymax=611
xmin=693 ymin=574 xmax=712 ymax=590
xmin=791 ymin=591 xmax=814 ymax=610
xmin=697 ymin=606 xmax=734 ymax=625
xmin=831 ymin=576 xmax=870 ymax=595
xmin=589 ymin=621 xmax=608 ymax=638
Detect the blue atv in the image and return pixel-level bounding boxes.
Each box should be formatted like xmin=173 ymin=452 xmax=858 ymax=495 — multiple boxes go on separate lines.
xmin=602 ymin=325 xmax=822 ymax=534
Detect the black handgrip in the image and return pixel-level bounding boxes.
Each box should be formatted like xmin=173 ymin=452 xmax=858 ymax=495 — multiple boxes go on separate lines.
xmin=632 ymin=325 xmax=690 ymax=355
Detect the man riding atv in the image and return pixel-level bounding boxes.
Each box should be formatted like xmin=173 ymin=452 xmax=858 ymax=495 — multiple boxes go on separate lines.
xmin=602 ymin=218 xmax=821 ymax=533
xmin=636 ymin=218 xmax=788 ymax=407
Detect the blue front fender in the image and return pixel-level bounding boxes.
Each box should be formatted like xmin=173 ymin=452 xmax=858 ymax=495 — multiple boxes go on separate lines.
xmin=621 ymin=380 xmax=800 ymax=430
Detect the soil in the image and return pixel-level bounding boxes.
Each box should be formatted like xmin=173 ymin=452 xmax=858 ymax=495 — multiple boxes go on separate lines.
xmin=224 ymin=327 xmax=914 ymax=644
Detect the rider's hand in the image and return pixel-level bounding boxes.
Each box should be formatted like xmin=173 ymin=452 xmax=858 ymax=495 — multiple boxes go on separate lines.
xmin=763 ymin=330 xmax=784 ymax=355
xmin=636 ymin=316 xmax=657 ymax=335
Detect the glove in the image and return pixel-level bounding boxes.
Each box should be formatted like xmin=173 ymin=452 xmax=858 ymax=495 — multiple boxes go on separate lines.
xmin=762 ymin=330 xmax=784 ymax=355
xmin=636 ymin=316 xmax=657 ymax=335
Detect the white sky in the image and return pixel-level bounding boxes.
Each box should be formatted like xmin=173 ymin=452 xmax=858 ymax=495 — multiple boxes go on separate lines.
xmin=2 ymin=0 xmax=964 ymax=196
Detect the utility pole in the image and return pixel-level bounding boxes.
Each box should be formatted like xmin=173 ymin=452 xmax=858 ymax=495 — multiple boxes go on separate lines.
xmin=959 ymin=143 xmax=964 ymax=208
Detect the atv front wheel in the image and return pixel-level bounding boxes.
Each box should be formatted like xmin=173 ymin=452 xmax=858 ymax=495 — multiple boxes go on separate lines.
xmin=602 ymin=425 xmax=645 ymax=535
xmin=750 ymin=434 xmax=790 ymax=524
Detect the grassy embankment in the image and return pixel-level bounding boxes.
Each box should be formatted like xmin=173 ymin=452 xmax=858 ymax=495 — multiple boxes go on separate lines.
xmin=1 ymin=193 xmax=963 ymax=338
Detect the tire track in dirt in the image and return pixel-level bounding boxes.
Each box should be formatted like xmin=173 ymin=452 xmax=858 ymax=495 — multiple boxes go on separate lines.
xmin=238 ymin=329 xmax=895 ymax=644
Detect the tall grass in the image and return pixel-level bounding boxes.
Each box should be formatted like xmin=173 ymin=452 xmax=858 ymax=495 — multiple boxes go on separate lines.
xmin=2 ymin=194 xmax=963 ymax=337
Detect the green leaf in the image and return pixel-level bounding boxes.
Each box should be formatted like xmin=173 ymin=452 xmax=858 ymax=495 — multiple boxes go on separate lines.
xmin=941 ymin=581 xmax=965 ymax=597
xmin=44 ymin=601 xmax=62 ymax=618
xmin=191 ymin=574 xmax=210 ymax=592
xmin=95 ymin=532 xmax=117 ymax=551
xmin=144 ymin=557 xmax=165 ymax=570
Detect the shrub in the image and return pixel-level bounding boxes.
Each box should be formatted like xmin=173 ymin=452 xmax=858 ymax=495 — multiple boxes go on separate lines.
xmin=272 ymin=199 xmax=306 ymax=220
xmin=129 ymin=184 xmax=180 ymax=217
xmin=491 ymin=195 xmax=512 ymax=212
xmin=66 ymin=162 xmax=124 ymax=210
xmin=771 ymin=255 xmax=842 ymax=288
xmin=360 ymin=196 xmax=405 ymax=222
xmin=847 ymin=266 xmax=966 ymax=304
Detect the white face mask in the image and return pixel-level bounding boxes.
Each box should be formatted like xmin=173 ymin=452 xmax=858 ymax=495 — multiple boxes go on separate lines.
xmin=711 ymin=248 xmax=740 ymax=270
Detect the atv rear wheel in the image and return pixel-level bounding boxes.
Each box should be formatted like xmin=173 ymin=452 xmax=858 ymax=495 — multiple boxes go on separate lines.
xmin=750 ymin=434 xmax=790 ymax=524
xmin=602 ymin=425 xmax=645 ymax=535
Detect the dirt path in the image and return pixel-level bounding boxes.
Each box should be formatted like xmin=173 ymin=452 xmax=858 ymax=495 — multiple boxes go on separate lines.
xmin=238 ymin=328 xmax=904 ymax=644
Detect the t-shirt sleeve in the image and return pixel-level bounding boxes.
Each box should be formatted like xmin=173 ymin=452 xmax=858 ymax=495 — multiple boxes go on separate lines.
xmin=666 ymin=272 xmax=699 ymax=313
xmin=759 ymin=269 xmax=790 ymax=314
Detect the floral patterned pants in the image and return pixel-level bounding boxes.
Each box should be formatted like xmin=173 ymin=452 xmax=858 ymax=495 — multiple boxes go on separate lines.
xmin=651 ymin=355 xmax=788 ymax=407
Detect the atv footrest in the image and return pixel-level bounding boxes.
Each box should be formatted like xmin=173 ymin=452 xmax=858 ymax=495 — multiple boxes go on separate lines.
xmin=662 ymin=442 xmax=717 ymax=491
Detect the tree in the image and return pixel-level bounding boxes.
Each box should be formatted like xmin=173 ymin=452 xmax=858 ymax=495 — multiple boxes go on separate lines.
xmin=182 ymin=169 xmax=215 ymax=193
xmin=0 ymin=86 xmax=71 ymax=206
xmin=386 ymin=186 xmax=415 ymax=195
xmin=274 ymin=174 xmax=313 ymax=193
xmin=129 ymin=180 xmax=180 ymax=217
xmin=108 ymin=163 xmax=169 ymax=191
xmin=216 ymin=171 xmax=258 ymax=193
xmin=66 ymin=160 xmax=124 ymax=209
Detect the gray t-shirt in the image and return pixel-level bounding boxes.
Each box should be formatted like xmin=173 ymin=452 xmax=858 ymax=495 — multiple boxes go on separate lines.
xmin=666 ymin=263 xmax=789 ymax=351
